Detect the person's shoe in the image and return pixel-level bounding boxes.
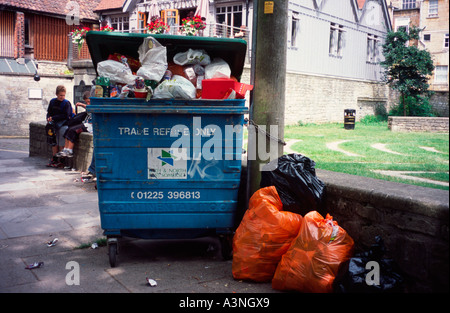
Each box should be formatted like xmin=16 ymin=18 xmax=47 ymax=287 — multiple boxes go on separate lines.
xmin=46 ymin=159 xmax=57 ymax=167
xmin=56 ymin=150 xmax=73 ymax=158
xmin=81 ymin=171 xmax=94 ymax=179
xmin=49 ymin=161 xmax=63 ymax=168
xmin=56 ymin=150 xmax=67 ymax=157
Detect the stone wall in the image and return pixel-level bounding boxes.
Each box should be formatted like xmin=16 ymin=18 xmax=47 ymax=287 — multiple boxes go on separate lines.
xmin=0 ymin=70 xmax=74 ymax=137
xmin=239 ymin=68 xmax=396 ymax=126
xmin=29 ymin=121 xmax=93 ymax=172
xmin=430 ymin=91 xmax=449 ymax=117
xmin=388 ymin=116 xmax=449 ymax=132
xmin=278 ymin=72 xmax=392 ymax=125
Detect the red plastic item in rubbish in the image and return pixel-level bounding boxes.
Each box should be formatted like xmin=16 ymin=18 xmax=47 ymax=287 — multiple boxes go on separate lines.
xmin=272 ymin=211 xmax=354 ymax=293
xmin=202 ymin=78 xmax=253 ymax=99
xmin=232 ymin=186 xmax=303 ymax=282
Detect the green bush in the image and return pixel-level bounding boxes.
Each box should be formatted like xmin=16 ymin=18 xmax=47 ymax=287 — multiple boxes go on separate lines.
xmin=374 ymin=103 xmax=388 ymax=120
xmin=389 ymin=96 xmax=435 ymax=117
xmin=359 ymin=115 xmax=387 ymax=125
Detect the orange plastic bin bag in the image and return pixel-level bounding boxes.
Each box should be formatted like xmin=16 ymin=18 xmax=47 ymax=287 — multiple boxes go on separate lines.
xmin=232 ymin=186 xmax=303 ymax=282
xmin=272 ymin=211 xmax=354 ymax=293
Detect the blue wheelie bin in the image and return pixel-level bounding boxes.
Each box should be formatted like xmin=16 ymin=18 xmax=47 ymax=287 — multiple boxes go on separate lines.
xmin=85 ymin=32 xmax=248 ymax=267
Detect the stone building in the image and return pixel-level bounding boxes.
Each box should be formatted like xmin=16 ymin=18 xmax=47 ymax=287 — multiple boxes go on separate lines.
xmin=0 ymin=0 xmax=101 ymax=136
xmin=389 ymin=0 xmax=449 ymax=116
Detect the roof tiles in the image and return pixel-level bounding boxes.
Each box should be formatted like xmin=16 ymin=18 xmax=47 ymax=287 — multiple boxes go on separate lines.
xmin=0 ymin=0 xmax=101 ymax=21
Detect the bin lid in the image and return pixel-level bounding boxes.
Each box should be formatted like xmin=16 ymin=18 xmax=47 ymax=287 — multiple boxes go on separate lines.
xmin=86 ymin=31 xmax=248 ymax=81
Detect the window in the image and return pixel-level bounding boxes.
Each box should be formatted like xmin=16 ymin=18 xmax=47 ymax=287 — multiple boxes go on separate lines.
xmin=435 ymin=66 xmax=448 ymax=83
xmin=397 ymin=25 xmax=409 ymax=33
xmin=216 ymin=4 xmax=243 ymax=36
xmin=444 ymin=34 xmax=449 ymax=48
xmin=428 ymin=0 xmax=438 ymax=17
xmin=395 ymin=17 xmax=410 ymax=33
xmin=137 ymin=12 xmax=147 ymax=32
xmin=367 ymin=34 xmax=379 ymax=63
xmin=329 ymin=23 xmax=344 ymax=57
xmin=111 ymin=16 xmax=129 ymax=32
xmin=402 ymin=0 xmax=416 ymax=9
xmin=423 ymin=34 xmax=431 ymax=41
xmin=290 ymin=12 xmax=300 ymax=48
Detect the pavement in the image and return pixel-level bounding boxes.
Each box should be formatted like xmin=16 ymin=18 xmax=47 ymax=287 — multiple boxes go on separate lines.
xmin=0 ymin=137 xmax=278 ymax=294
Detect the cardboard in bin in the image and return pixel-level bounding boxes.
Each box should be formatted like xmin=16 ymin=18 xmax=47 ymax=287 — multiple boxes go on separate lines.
xmin=202 ymin=78 xmax=253 ymax=99
xmin=86 ymin=31 xmax=248 ymax=82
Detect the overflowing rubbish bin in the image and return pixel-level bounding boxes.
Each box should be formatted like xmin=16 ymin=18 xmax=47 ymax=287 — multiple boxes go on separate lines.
xmin=86 ymin=32 xmax=249 ymax=267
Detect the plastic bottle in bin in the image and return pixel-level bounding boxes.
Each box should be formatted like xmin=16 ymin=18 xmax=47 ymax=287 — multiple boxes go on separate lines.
xmin=162 ymin=70 xmax=172 ymax=81
xmin=95 ymin=77 xmax=110 ymax=98
xmin=94 ymin=81 xmax=103 ymax=97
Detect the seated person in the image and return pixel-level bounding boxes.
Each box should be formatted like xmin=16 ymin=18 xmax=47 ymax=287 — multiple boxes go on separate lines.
xmin=56 ymin=91 xmax=92 ymax=158
xmin=46 ymin=85 xmax=74 ymax=167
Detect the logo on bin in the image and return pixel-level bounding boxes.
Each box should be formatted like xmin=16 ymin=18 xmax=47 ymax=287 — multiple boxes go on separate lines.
xmin=148 ymin=148 xmax=187 ymax=179
xmin=157 ymin=149 xmax=175 ymax=166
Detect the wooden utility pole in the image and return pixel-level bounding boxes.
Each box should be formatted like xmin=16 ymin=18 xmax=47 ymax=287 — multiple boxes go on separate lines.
xmin=247 ymin=0 xmax=288 ymax=200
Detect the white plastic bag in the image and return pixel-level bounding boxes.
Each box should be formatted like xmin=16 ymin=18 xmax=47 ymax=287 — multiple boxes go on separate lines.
xmin=97 ymin=60 xmax=136 ymax=85
xmin=173 ymin=49 xmax=211 ymax=66
xmin=205 ymin=58 xmax=231 ymax=79
xmin=152 ymin=75 xmax=196 ymax=99
xmin=137 ymin=36 xmax=168 ymax=82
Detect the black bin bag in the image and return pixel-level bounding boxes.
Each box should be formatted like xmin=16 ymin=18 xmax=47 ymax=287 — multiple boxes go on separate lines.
xmin=335 ymin=236 xmax=405 ymax=293
xmin=260 ymin=153 xmax=326 ymax=215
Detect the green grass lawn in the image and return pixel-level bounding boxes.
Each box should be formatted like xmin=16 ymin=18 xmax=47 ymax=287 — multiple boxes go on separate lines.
xmin=281 ymin=121 xmax=449 ymax=190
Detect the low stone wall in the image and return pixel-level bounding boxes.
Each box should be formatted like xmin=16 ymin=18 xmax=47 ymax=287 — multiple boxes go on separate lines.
xmin=29 ymin=121 xmax=93 ymax=172
xmin=317 ymin=170 xmax=449 ymax=293
xmin=388 ymin=116 xmax=449 ymax=132
xmin=29 ymin=121 xmax=449 ymax=292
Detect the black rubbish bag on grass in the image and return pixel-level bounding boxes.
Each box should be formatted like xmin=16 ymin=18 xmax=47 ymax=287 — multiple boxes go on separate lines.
xmin=335 ymin=236 xmax=405 ymax=293
xmin=260 ymin=153 xmax=326 ymax=216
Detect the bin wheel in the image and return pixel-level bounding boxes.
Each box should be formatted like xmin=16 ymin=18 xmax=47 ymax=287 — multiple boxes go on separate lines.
xmin=108 ymin=243 xmax=117 ymax=267
xmin=219 ymin=234 xmax=233 ymax=260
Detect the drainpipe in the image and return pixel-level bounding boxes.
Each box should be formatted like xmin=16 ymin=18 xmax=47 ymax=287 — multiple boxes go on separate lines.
xmin=246 ymin=0 xmax=249 ymax=27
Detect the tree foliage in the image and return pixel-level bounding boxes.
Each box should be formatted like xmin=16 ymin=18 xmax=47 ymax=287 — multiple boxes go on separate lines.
xmin=381 ymin=26 xmax=435 ymax=116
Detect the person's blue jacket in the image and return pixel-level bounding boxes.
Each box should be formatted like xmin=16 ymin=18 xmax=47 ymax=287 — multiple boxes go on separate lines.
xmin=46 ymin=98 xmax=74 ymax=124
